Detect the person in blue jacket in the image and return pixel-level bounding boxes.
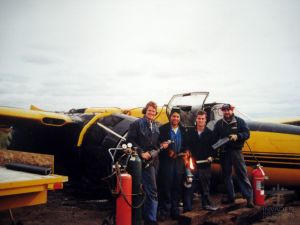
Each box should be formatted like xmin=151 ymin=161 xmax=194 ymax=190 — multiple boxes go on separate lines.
xmin=127 ymin=101 xmax=160 ymax=225
xmin=157 ymin=107 xmax=189 ymax=221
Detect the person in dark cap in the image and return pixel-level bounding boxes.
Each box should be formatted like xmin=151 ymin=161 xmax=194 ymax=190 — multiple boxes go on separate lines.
xmin=213 ymin=103 xmax=254 ymax=208
xmin=157 ymin=107 xmax=189 ymax=221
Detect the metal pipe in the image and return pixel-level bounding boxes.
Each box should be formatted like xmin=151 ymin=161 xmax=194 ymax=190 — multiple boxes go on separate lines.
xmin=5 ymin=163 xmax=52 ymax=175
xmin=196 ymin=160 xmax=209 ymax=164
xmin=97 ymin=122 xmax=126 ymax=141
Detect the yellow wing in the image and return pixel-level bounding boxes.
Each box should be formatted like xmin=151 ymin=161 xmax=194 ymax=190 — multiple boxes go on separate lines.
xmin=0 ymin=106 xmax=74 ymax=127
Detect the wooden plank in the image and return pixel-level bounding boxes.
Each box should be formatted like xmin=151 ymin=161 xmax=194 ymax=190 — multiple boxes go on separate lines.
xmin=228 ymin=207 xmax=258 ymax=217
xmin=177 ymin=198 xmax=247 ymax=225
xmin=204 ymin=214 xmax=236 ymax=225
xmin=179 ymin=210 xmax=210 ymax=225
xmin=0 ymin=149 xmax=54 ymax=173
xmin=217 ymin=198 xmax=247 ymax=212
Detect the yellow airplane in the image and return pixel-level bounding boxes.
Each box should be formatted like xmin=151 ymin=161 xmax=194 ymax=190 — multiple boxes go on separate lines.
xmin=0 ymin=92 xmax=299 ymax=194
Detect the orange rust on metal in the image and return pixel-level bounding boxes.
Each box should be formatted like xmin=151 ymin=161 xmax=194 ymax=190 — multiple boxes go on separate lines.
xmin=0 ymin=149 xmax=54 ymax=173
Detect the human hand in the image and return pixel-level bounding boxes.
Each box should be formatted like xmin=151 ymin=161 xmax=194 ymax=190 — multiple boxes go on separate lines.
xmin=141 ymin=152 xmax=151 ymax=160
xmin=168 ymin=149 xmax=177 ymax=159
xmin=229 ymin=134 xmax=238 ymax=142
xmin=161 ymin=141 xmax=170 ymax=149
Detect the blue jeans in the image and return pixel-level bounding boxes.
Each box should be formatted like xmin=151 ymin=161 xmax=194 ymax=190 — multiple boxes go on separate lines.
xmin=142 ymin=165 xmax=158 ymax=222
xmin=220 ymin=150 xmax=253 ymax=200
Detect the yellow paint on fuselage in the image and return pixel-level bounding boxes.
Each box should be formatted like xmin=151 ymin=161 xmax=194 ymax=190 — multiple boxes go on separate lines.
xmin=127 ymin=106 xmax=169 ymax=124
xmin=242 ymin=131 xmax=300 ymax=186
xmin=212 ymin=163 xmax=300 ymax=187
xmin=84 ymin=107 xmax=123 ymax=114
xmin=0 ymin=107 xmax=73 ymax=126
xmin=245 ymin=131 xmax=300 ymax=155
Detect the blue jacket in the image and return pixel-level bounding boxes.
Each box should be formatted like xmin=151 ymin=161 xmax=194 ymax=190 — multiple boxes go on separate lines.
xmin=213 ymin=116 xmax=250 ymax=151
xmin=127 ymin=117 xmax=160 ymax=164
xmin=158 ymin=123 xmax=188 ymax=175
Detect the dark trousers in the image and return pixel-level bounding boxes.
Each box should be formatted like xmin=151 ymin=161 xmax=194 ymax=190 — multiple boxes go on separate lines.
xmin=183 ymin=167 xmax=212 ymax=211
xmin=220 ymin=150 xmax=253 ymax=200
xmin=142 ymin=165 xmax=158 ymax=222
xmin=158 ymin=169 xmax=183 ymax=217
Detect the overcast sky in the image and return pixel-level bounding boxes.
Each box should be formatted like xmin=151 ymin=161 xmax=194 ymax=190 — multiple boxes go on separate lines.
xmin=0 ymin=0 xmax=299 ymax=118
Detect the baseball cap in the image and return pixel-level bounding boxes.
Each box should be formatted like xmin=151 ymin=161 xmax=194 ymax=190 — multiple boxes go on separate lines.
xmin=221 ymin=104 xmax=234 ymax=111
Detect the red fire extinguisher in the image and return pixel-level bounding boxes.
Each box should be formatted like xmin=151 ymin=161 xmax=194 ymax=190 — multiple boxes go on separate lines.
xmin=252 ymin=164 xmax=266 ymax=206
xmin=116 ymin=173 xmax=132 ymax=225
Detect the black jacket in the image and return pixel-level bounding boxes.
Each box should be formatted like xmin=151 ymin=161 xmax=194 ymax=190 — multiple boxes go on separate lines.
xmin=158 ymin=123 xmax=188 ymax=175
xmin=127 ymin=117 xmax=160 ymax=161
xmin=188 ymin=127 xmax=215 ymax=168
xmin=213 ymin=116 xmax=250 ymax=151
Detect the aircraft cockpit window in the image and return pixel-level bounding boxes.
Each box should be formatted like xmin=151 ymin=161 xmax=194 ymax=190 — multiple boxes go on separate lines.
xmin=98 ymin=115 xmax=123 ymax=129
xmin=166 ymin=92 xmax=209 ymax=127
xmin=211 ymin=104 xmax=251 ymax=122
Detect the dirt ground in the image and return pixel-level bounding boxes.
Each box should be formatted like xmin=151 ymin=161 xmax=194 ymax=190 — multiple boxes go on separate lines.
xmin=253 ymin=201 xmax=300 ymax=225
xmin=1 ymin=189 xmax=299 ymax=225
xmin=0 ymin=189 xmax=111 ymax=225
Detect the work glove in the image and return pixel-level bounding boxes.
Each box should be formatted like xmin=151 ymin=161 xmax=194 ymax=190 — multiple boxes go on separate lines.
xmin=229 ymin=134 xmax=238 ymax=142
xmin=207 ymin=157 xmax=213 ymax=163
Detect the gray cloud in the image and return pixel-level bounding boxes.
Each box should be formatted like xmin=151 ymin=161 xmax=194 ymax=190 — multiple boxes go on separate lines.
xmin=0 ymin=0 xmax=299 ymax=118
xmin=21 ymin=55 xmax=62 ymax=65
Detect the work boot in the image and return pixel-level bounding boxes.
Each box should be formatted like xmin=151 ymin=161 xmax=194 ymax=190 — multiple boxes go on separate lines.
xmin=246 ymin=199 xmax=255 ymax=208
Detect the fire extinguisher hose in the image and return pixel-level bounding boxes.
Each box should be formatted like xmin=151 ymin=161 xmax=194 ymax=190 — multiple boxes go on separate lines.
xmin=245 ymin=141 xmax=260 ymax=166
